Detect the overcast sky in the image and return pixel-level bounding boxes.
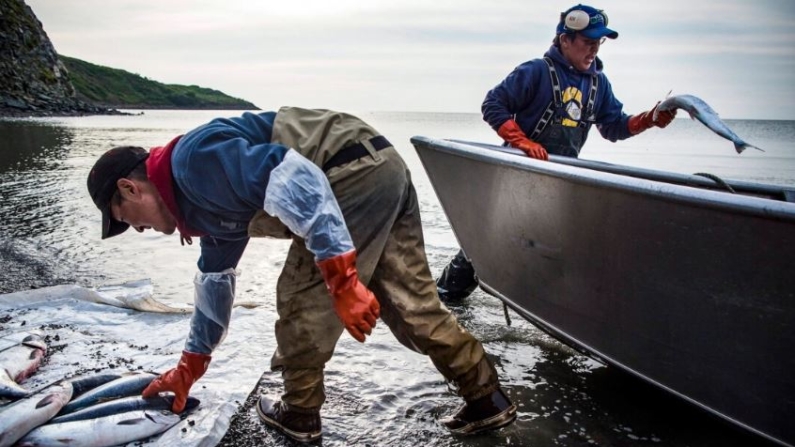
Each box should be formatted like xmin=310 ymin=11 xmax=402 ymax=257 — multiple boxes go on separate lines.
xmin=25 ymin=0 xmax=795 ymax=119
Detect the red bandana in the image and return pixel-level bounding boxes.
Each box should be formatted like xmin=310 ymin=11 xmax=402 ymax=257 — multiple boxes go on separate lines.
xmin=146 ymin=136 xmax=207 ymax=244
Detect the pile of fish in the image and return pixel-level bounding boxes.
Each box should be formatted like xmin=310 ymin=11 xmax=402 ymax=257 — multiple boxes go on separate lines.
xmin=0 ymin=331 xmax=199 ymax=447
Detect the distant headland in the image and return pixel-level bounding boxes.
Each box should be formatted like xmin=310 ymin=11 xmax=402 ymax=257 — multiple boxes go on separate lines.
xmin=60 ymin=56 xmax=258 ymax=112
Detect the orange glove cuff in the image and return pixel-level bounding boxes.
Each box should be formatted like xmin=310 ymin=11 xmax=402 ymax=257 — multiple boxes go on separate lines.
xmin=496 ymin=119 xmax=528 ymax=145
xmin=142 ymin=350 xmax=210 ymax=413
xmin=317 ymin=250 xmax=380 ymax=342
xmin=179 ymin=350 xmax=212 ymax=380
xmin=497 ymin=120 xmax=548 ymax=160
xmin=317 ymin=250 xmax=358 ymax=295
xmin=628 ymin=102 xmax=676 ymax=134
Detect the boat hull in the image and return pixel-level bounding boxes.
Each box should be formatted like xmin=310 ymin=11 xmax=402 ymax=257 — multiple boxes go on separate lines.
xmin=411 ymin=136 xmax=795 ymax=447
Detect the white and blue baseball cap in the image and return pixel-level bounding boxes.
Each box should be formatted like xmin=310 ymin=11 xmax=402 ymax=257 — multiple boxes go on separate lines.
xmin=557 ymin=4 xmax=618 ymax=40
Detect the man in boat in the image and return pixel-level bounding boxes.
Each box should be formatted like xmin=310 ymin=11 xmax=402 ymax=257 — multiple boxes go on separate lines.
xmin=86 ymin=108 xmax=517 ymax=443
xmin=437 ymin=4 xmax=677 ymax=301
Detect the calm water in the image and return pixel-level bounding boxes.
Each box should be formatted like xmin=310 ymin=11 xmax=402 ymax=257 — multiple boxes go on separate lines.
xmin=1 ymin=111 xmax=792 ymax=446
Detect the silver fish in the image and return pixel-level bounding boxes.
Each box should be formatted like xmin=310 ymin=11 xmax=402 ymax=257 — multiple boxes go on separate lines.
xmin=66 ymin=373 xmax=123 ymax=399
xmin=57 ymin=372 xmax=157 ymax=416
xmin=16 ymin=408 xmax=181 ymax=447
xmin=0 ymin=332 xmax=47 ymax=399
xmin=0 ymin=382 xmax=72 ymax=447
xmin=654 ymin=94 xmax=763 ymax=154
xmin=50 ymin=394 xmax=200 ymax=423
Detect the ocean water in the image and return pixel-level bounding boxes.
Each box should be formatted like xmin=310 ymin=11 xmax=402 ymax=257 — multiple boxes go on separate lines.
xmin=0 ymin=110 xmax=792 ymax=447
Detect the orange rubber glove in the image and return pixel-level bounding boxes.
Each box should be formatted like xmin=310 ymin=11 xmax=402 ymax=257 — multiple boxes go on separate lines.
xmin=317 ymin=250 xmax=380 ymax=343
xmin=628 ymin=102 xmax=677 ymax=134
xmin=497 ymin=119 xmax=549 ymax=160
xmin=142 ymin=350 xmax=210 ymax=413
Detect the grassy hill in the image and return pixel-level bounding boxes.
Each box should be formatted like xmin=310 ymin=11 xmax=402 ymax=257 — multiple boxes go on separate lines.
xmin=60 ymin=56 xmax=258 ymax=110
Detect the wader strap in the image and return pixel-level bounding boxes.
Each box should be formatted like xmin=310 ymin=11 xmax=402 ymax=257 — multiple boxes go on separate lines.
xmin=530 ymin=57 xmax=562 ymax=140
xmin=531 ymin=57 xmax=599 ymax=138
xmin=322 ymin=135 xmax=392 ymax=172
xmin=583 ymin=74 xmax=598 ymax=124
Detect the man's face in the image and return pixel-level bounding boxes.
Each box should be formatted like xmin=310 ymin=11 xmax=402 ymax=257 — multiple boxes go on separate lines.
xmin=110 ymin=179 xmax=177 ymax=235
xmin=562 ymin=33 xmax=605 ymax=72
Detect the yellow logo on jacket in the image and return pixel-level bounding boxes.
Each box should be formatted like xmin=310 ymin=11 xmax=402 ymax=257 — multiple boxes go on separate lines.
xmin=561 ymin=87 xmax=583 ymax=127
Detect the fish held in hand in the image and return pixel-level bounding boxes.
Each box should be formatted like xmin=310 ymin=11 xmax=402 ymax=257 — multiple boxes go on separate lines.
xmin=654 ymin=94 xmax=763 ymax=154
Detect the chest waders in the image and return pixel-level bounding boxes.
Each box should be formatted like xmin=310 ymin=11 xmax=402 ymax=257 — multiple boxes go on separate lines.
xmin=529 ymin=57 xmax=598 ymax=158
xmin=250 ymin=107 xmax=500 ymax=410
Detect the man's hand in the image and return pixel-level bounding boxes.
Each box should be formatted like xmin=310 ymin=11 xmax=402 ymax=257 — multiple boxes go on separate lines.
xmin=497 ymin=119 xmax=549 ymax=160
xmin=317 ymin=250 xmax=380 ymax=342
xmin=628 ymin=102 xmax=677 ymax=134
xmin=142 ymin=350 xmax=210 ymax=413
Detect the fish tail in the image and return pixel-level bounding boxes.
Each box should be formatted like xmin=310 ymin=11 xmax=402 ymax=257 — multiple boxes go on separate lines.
xmin=735 ymin=143 xmax=764 ymax=154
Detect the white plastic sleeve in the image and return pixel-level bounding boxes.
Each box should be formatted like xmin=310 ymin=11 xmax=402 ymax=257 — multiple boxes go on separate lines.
xmin=184 ymin=268 xmax=236 ymax=355
xmin=263 ymin=149 xmax=354 ymax=261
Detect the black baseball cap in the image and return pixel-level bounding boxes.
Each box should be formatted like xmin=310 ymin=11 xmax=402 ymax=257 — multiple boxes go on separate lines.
xmin=86 ymin=146 xmax=149 ymax=239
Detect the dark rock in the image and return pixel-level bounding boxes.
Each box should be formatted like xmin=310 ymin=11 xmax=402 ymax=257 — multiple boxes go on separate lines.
xmin=0 ymin=0 xmax=121 ymax=117
xmin=4 ymin=97 xmax=28 ymax=109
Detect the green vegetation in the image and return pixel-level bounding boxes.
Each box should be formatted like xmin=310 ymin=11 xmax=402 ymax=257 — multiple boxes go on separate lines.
xmin=60 ymin=56 xmax=258 ymax=110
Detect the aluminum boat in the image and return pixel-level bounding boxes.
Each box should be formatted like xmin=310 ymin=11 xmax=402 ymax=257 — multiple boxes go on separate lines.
xmin=411 ymin=136 xmax=795 ymax=447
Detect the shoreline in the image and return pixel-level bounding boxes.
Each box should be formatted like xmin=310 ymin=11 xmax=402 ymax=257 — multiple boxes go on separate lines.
xmin=0 ymin=106 xmax=128 ymax=119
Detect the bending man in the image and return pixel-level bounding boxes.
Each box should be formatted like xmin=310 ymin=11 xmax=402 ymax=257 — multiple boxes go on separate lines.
xmin=86 ymin=107 xmax=516 ymax=443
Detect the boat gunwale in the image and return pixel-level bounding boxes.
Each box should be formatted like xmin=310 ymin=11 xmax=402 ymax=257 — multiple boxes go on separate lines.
xmin=410 ymin=136 xmax=795 ymax=222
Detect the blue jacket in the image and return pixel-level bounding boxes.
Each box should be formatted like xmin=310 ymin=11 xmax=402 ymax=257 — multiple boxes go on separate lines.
xmin=482 ymin=45 xmax=633 ymax=143
xmin=164 ymin=110 xmax=358 ymax=355
xmin=168 ymin=111 xmax=352 ymax=273
xmin=172 ymin=112 xmax=286 ymax=239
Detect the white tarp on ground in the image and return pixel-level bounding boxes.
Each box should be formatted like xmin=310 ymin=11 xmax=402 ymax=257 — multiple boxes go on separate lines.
xmin=0 ymin=279 xmax=269 ymax=447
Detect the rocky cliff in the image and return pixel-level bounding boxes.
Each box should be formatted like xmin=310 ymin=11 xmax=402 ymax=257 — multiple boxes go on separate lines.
xmin=0 ymin=0 xmax=114 ymax=117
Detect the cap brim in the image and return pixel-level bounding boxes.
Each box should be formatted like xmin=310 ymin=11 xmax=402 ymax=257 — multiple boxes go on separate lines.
xmin=581 ymin=27 xmax=618 ymax=40
xmin=101 ymin=206 xmax=130 ymax=239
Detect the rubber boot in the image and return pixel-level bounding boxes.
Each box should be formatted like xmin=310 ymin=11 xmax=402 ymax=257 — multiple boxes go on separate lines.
xmin=440 ymin=388 xmax=517 ymax=435
xmin=257 ymin=395 xmax=322 ymax=443
xmin=436 ymin=249 xmax=478 ymax=302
